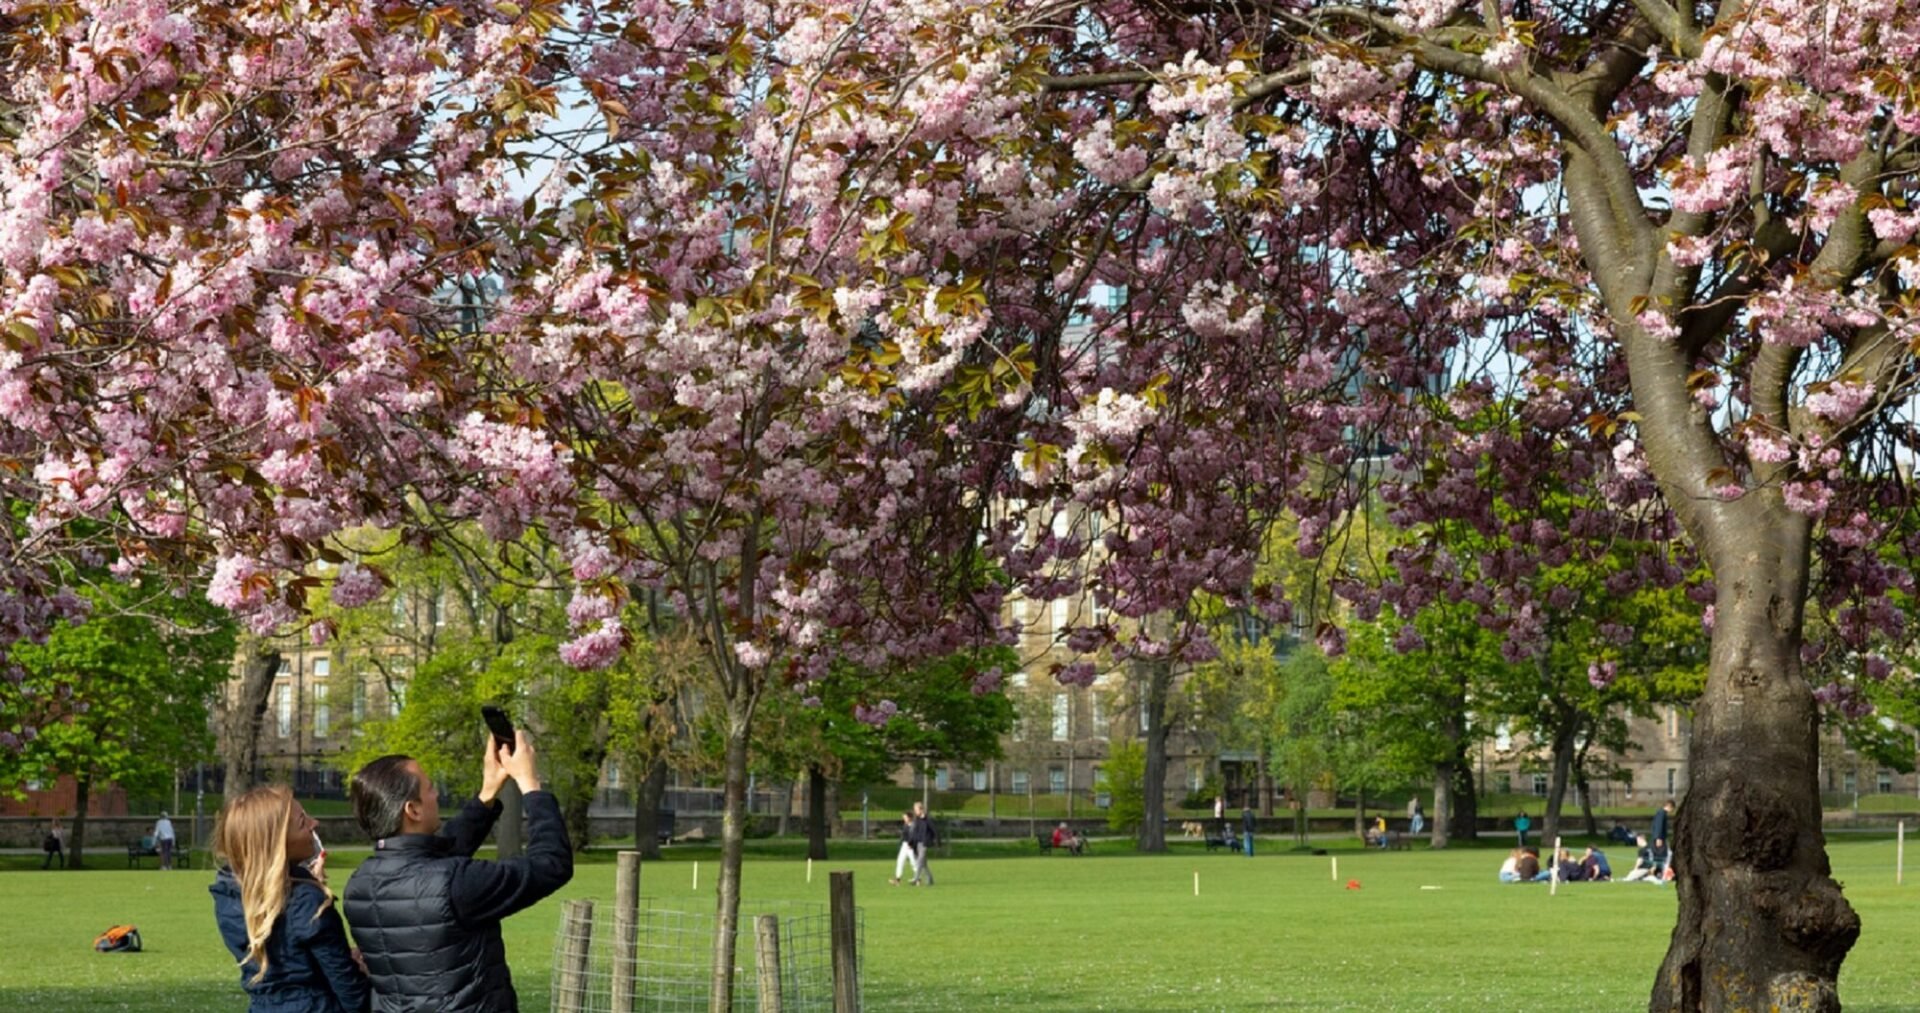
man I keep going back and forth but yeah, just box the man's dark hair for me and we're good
[352,754,421,840]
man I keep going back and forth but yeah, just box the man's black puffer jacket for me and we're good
[344,792,573,1013]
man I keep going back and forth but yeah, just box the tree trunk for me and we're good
[709,706,751,1013]
[69,775,90,870]
[775,777,794,837]
[806,765,829,861]
[1651,556,1859,1012]
[1541,701,1577,848]
[1136,656,1171,852]
[1449,757,1479,843]
[1431,766,1453,850]
[634,753,669,860]
[1292,798,1307,847]
[1353,784,1366,840]
[1574,730,1600,838]
[222,642,280,796]
[1256,747,1272,817]
[560,780,594,855]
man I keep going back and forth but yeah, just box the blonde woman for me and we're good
[210,784,369,1013]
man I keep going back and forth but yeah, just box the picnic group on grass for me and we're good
[1497,799,1677,886]
[209,728,573,1012]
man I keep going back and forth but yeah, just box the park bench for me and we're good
[126,835,187,868]
[1205,830,1240,853]
[1365,830,1412,851]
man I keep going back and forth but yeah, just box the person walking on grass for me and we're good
[41,817,65,870]
[344,731,572,1011]
[890,812,918,885]
[1241,800,1257,857]
[909,801,937,886]
[154,810,178,870]
[210,784,369,1013]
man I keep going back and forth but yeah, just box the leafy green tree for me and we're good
[1,577,236,867]
[1101,739,1146,834]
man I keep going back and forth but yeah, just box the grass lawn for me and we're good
[2,836,1915,1011]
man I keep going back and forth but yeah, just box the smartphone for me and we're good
[481,705,516,754]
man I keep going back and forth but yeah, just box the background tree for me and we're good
[0,576,235,867]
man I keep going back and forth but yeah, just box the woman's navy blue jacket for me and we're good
[211,863,371,1013]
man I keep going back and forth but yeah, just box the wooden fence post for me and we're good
[613,851,641,1013]
[555,899,596,1013]
[830,871,859,1013]
[755,914,784,1013]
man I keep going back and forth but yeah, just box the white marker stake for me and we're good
[1193,870,1200,897]
[693,861,700,892]
[1899,822,1906,886]
[807,857,814,884]
[1549,836,1563,896]
[1331,856,1338,882]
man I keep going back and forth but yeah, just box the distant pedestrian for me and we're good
[1514,810,1532,849]
[891,813,916,885]
[1213,795,1226,838]
[155,811,178,870]
[909,801,936,886]
[1409,799,1425,836]
[41,817,65,870]
[1650,799,1674,856]
[1241,802,1256,857]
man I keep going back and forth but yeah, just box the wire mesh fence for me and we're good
[548,897,860,1012]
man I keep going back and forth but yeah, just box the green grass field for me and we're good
[2,836,1915,1012]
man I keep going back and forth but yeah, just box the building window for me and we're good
[1667,707,1680,738]
[1011,597,1028,628]
[1531,774,1548,796]
[391,681,406,717]
[1052,597,1070,634]
[1049,767,1067,795]
[1052,694,1069,741]
[276,683,292,738]
[1052,511,1070,539]
[934,767,951,791]
[313,684,329,739]
[607,764,621,789]
[1140,698,1151,733]
[1494,723,1512,752]
[1879,770,1894,794]
[1091,695,1109,738]
[1011,770,1030,794]
[1188,765,1203,792]
[972,770,988,791]
[1667,768,1677,794]
[1843,771,1857,794]
[311,657,330,681]
[1496,773,1512,795]
[352,678,365,722]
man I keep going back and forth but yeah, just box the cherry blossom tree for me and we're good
[1025,0,1920,1007]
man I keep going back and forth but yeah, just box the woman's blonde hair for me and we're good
[213,784,329,983]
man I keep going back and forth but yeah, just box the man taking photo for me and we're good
[345,730,572,1011]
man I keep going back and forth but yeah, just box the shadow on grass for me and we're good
[0,982,241,1013]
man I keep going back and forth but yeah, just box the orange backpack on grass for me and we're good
[93,925,141,953]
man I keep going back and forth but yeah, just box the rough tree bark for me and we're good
[1650,528,1859,1012]
[633,753,669,861]
[1135,653,1172,853]
[220,641,281,795]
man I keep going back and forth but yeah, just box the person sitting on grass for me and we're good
[1515,847,1541,882]
[1622,835,1659,882]
[210,784,369,1013]
[1581,846,1612,882]
[1498,849,1524,883]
